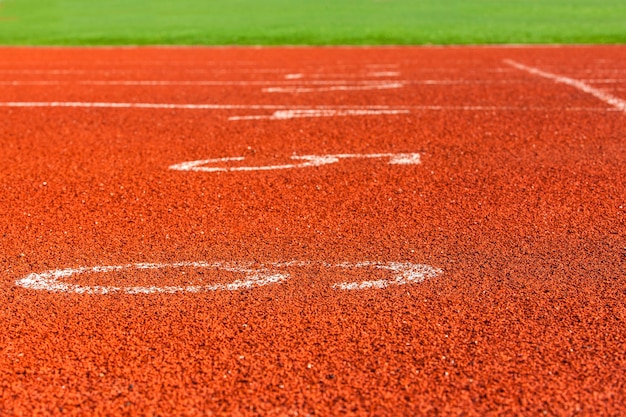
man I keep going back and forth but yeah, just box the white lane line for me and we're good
[263,82,404,93]
[2,80,404,86]
[504,59,626,112]
[0,101,614,115]
[0,79,523,87]
[15,261,442,294]
[0,69,90,74]
[169,152,421,173]
[0,101,400,111]
[229,109,410,120]
[369,71,401,77]
[228,105,617,120]
[282,71,400,78]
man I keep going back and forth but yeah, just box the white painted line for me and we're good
[0,101,613,115]
[229,109,410,120]
[0,101,400,111]
[368,71,401,77]
[0,79,411,86]
[0,69,89,74]
[0,101,287,110]
[366,64,400,69]
[281,71,400,78]
[263,82,404,93]
[504,59,626,112]
[0,79,514,87]
[0,81,70,86]
[15,261,442,294]
[169,152,421,173]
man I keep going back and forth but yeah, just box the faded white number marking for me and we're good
[169,152,421,173]
[15,261,441,294]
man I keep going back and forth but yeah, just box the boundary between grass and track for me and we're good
[0,44,622,50]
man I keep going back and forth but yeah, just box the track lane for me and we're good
[1,46,625,415]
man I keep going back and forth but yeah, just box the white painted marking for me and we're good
[504,59,626,112]
[0,69,89,74]
[0,79,413,86]
[229,109,409,120]
[285,73,303,79]
[0,101,401,111]
[263,82,404,93]
[0,79,500,87]
[332,262,441,290]
[366,64,400,69]
[368,71,401,77]
[15,261,442,294]
[0,101,287,110]
[0,81,70,86]
[0,101,613,114]
[169,152,421,172]
[0,101,413,118]
[14,261,289,294]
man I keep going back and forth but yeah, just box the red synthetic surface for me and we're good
[0,46,625,415]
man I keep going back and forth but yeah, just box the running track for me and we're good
[0,46,624,415]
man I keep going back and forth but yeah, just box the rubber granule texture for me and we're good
[0,46,625,416]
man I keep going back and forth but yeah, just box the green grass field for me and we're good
[0,0,624,45]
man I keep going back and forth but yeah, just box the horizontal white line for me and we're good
[0,79,543,87]
[0,101,400,110]
[263,83,404,93]
[0,102,615,114]
[504,59,626,112]
[0,80,407,86]
[229,109,409,120]
[0,101,290,109]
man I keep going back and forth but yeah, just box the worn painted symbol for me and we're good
[15,261,442,294]
[169,152,421,173]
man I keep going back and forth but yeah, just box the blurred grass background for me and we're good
[0,0,624,45]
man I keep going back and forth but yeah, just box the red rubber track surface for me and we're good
[0,46,625,415]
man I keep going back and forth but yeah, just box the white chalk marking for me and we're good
[504,59,626,112]
[15,261,442,294]
[168,152,421,173]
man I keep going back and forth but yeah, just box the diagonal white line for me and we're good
[504,59,626,112]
